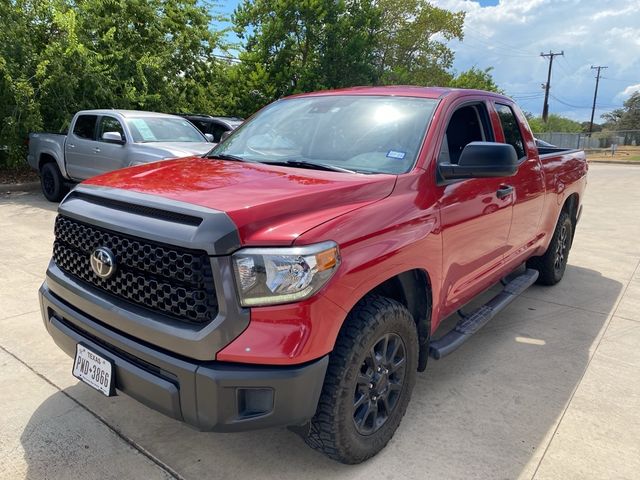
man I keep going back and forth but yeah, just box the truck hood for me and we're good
[137,142,215,160]
[83,157,396,245]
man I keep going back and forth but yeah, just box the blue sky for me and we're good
[213,0,639,122]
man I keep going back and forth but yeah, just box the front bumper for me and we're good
[40,282,328,432]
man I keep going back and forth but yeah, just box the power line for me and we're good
[463,25,536,56]
[512,94,544,100]
[589,65,607,135]
[459,33,538,58]
[549,93,620,110]
[601,76,639,83]
[540,50,564,122]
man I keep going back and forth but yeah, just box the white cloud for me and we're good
[432,0,640,121]
[619,83,640,98]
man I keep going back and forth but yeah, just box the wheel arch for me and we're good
[561,192,580,245]
[38,152,57,170]
[355,268,433,372]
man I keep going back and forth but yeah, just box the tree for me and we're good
[601,91,640,130]
[0,0,230,168]
[580,121,602,133]
[527,114,582,133]
[373,0,464,86]
[449,66,502,93]
[233,0,380,104]
[232,0,465,112]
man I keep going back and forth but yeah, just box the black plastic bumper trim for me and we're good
[40,284,328,432]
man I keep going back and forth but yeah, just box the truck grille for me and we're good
[52,215,217,324]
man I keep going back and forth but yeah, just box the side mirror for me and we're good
[439,142,518,180]
[220,130,232,142]
[102,131,125,144]
[204,133,215,142]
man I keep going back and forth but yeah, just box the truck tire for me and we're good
[304,295,418,464]
[527,211,573,285]
[40,162,68,202]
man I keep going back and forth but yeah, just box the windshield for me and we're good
[211,95,438,174]
[126,117,206,143]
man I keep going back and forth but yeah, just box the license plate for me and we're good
[72,344,114,396]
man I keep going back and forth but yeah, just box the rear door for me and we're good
[438,100,514,313]
[93,115,128,175]
[65,114,99,180]
[493,103,545,261]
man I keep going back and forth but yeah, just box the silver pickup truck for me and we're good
[27,110,215,201]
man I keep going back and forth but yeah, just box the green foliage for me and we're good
[373,0,464,86]
[580,121,602,133]
[232,0,381,101]
[0,0,230,168]
[232,0,464,109]
[602,92,640,130]
[449,67,502,93]
[0,0,497,169]
[528,114,582,133]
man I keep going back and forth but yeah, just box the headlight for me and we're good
[232,241,340,307]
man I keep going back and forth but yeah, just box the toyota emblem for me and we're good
[90,247,116,279]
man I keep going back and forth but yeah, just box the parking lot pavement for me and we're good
[1,164,639,480]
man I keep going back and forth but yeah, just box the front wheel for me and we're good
[304,295,418,464]
[40,162,68,202]
[527,211,573,285]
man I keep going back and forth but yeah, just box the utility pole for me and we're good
[589,65,608,135]
[540,50,564,122]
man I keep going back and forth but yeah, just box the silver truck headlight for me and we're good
[232,241,340,307]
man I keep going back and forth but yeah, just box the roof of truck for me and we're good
[285,85,511,101]
[75,109,182,118]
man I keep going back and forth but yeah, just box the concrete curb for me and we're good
[0,181,40,193]
[588,160,640,165]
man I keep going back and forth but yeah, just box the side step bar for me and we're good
[429,269,539,360]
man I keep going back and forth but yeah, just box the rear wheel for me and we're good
[304,295,418,464]
[527,211,573,285]
[40,162,68,202]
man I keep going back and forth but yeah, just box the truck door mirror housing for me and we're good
[204,133,215,143]
[220,130,232,142]
[439,142,518,180]
[102,131,125,144]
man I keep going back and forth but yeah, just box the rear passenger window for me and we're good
[73,115,98,139]
[495,104,526,159]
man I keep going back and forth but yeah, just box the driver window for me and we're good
[98,116,125,142]
[439,104,491,164]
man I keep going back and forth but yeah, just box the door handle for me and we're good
[93,147,101,153]
[496,185,514,199]
[67,143,75,148]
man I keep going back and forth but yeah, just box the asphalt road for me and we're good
[1,164,639,479]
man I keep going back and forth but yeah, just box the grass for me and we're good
[586,145,640,162]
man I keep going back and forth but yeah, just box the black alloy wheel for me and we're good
[353,333,407,435]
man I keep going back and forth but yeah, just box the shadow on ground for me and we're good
[19,263,622,480]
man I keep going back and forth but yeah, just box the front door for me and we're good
[438,101,514,315]
[93,115,128,176]
[65,114,99,180]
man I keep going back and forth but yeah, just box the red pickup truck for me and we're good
[40,87,587,464]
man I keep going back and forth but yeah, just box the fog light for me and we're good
[237,388,274,418]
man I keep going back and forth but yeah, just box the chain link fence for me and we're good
[535,130,640,150]
[535,130,640,160]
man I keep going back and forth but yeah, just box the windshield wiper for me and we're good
[206,153,248,162]
[263,159,359,174]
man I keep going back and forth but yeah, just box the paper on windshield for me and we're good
[130,119,157,141]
